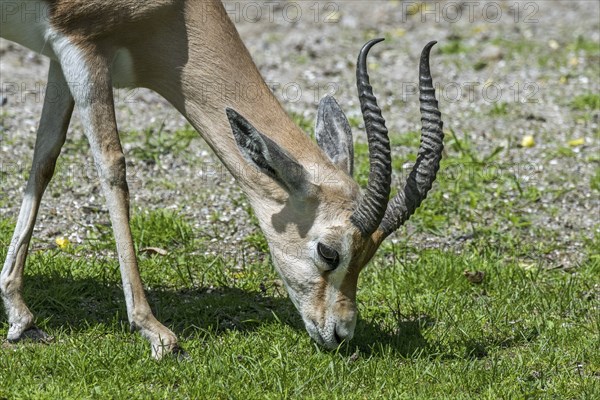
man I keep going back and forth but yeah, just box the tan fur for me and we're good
[1,0,391,355]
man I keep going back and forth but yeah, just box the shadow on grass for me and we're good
[3,273,429,358]
[348,316,429,359]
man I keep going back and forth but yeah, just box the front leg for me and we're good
[53,39,181,359]
[1,60,73,343]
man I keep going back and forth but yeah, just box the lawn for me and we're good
[1,127,598,399]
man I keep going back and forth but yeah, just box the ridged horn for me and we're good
[349,38,392,237]
[379,41,444,237]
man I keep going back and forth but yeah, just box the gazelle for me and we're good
[1,0,444,358]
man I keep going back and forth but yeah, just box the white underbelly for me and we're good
[0,0,57,59]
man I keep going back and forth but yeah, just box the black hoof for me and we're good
[8,326,54,344]
[172,344,190,361]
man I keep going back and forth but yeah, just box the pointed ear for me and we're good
[315,95,354,176]
[227,108,315,197]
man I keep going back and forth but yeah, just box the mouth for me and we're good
[308,319,342,349]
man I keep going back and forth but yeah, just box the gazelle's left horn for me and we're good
[379,41,444,237]
[349,38,392,237]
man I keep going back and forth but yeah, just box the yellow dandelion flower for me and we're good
[55,237,70,249]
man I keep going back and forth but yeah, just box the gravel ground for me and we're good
[1,1,598,267]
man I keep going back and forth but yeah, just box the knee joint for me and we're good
[0,274,21,296]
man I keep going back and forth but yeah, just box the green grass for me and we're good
[289,112,314,137]
[122,124,198,164]
[488,102,509,117]
[438,39,469,55]
[571,93,600,111]
[1,130,599,398]
[592,167,600,192]
[569,35,600,54]
[1,225,597,398]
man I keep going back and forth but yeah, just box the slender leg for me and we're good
[54,43,180,359]
[1,61,73,342]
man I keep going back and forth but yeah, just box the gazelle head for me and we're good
[226,40,444,348]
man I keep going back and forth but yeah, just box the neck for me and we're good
[132,1,327,201]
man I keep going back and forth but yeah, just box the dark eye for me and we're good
[317,242,340,270]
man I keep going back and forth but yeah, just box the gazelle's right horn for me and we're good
[378,41,444,237]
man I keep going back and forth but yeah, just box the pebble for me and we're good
[480,45,504,61]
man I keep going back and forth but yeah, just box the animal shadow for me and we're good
[3,273,428,358]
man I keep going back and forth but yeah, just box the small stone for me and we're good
[480,45,503,61]
[348,350,360,362]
